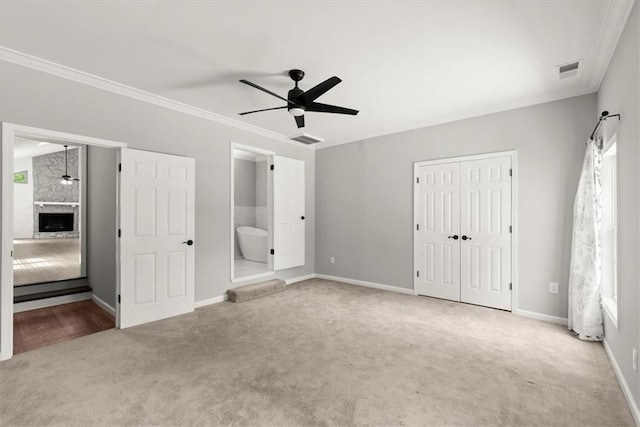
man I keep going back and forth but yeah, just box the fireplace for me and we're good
[39,213,74,232]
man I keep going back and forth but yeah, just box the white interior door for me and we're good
[272,155,305,270]
[415,163,461,301]
[459,157,512,310]
[119,148,195,328]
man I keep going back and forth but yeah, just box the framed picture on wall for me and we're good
[13,170,28,184]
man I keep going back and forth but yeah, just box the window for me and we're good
[601,136,618,327]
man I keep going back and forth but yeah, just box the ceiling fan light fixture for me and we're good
[60,145,79,185]
[288,107,305,117]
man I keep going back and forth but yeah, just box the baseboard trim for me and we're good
[514,308,568,326]
[13,292,92,313]
[603,339,640,426]
[194,294,227,309]
[91,294,116,317]
[315,274,415,295]
[285,274,316,285]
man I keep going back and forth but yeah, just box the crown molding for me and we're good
[585,0,636,91]
[0,46,315,150]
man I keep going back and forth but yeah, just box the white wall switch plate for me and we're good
[330,256,335,264]
[549,282,559,294]
[633,348,638,372]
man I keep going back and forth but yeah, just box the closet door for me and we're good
[459,157,512,310]
[415,163,461,301]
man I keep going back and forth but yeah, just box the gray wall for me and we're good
[316,94,596,318]
[234,158,257,208]
[256,159,268,230]
[597,2,639,409]
[233,158,257,259]
[86,146,117,308]
[0,61,315,305]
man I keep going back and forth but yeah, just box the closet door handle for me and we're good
[447,235,459,240]
[461,235,472,241]
[301,216,305,220]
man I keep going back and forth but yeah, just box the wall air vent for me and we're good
[557,60,581,79]
[290,133,325,145]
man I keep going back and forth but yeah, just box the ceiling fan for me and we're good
[238,69,359,128]
[60,145,79,186]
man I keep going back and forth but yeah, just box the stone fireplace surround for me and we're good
[34,203,79,239]
[32,148,80,239]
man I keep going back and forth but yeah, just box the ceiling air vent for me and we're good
[557,60,580,79]
[290,133,325,145]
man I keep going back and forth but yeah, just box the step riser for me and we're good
[14,278,90,297]
[227,279,286,303]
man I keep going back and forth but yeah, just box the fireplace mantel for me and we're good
[34,201,79,207]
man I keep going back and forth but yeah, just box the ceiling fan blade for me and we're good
[238,106,287,116]
[239,79,294,105]
[295,115,305,128]
[306,102,359,115]
[298,76,342,105]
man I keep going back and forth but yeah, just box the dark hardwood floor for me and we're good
[14,300,115,355]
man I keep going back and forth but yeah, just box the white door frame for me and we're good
[229,142,275,282]
[1,122,126,360]
[413,150,518,312]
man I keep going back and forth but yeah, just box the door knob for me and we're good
[461,235,472,241]
[447,235,459,240]
[182,239,194,246]
[301,216,306,220]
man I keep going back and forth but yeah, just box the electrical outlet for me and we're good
[633,348,638,372]
[330,256,335,264]
[549,282,559,294]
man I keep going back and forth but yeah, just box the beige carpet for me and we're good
[0,279,633,426]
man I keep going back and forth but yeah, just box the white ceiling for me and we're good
[0,1,634,149]
[13,137,67,159]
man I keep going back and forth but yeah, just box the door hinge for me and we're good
[509,283,513,291]
[11,250,13,257]
[509,225,512,233]
[118,229,121,237]
[416,224,419,231]
[416,271,420,278]
[509,168,512,177]
[117,295,121,304]
[416,177,419,184]
[270,249,275,255]
[270,164,274,171]
[118,163,122,172]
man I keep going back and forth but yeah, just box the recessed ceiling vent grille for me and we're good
[558,60,580,79]
[290,133,325,145]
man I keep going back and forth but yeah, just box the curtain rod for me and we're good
[589,110,621,142]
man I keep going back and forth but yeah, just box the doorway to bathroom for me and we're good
[230,143,306,282]
[231,145,273,281]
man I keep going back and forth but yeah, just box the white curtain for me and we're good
[568,140,603,341]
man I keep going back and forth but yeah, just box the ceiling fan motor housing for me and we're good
[288,69,305,82]
[287,86,305,116]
